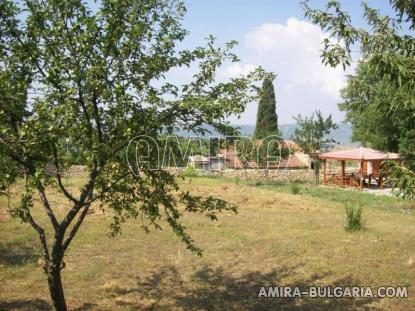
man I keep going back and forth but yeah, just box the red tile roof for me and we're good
[218,148,245,169]
[278,154,308,169]
[218,148,307,169]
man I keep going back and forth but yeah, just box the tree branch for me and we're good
[82,172,130,206]
[36,185,59,230]
[59,168,100,233]
[62,202,90,251]
[61,175,95,251]
[26,211,50,266]
[52,145,78,204]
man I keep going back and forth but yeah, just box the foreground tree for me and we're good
[292,110,338,153]
[339,62,415,158]
[303,0,415,199]
[0,0,266,309]
[253,76,279,139]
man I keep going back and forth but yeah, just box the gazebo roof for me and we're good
[319,147,400,161]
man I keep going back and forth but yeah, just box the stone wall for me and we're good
[45,164,88,177]
[45,165,316,184]
[221,169,315,183]
[167,167,315,184]
[63,165,88,177]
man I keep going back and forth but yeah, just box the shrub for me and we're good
[181,165,197,177]
[345,203,364,231]
[290,183,301,195]
[255,180,263,187]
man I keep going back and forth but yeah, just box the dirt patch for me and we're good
[0,209,10,222]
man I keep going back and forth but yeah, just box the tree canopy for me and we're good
[253,76,279,139]
[292,110,338,153]
[303,0,415,199]
[0,0,266,309]
[339,62,415,160]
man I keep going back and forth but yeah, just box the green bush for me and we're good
[290,183,301,195]
[345,203,364,231]
[181,165,197,177]
[255,180,263,187]
[290,183,301,194]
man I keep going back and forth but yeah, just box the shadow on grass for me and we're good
[107,265,382,310]
[0,299,98,311]
[0,242,38,266]
[0,299,51,311]
[72,303,99,310]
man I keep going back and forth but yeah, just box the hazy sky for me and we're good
[175,0,396,125]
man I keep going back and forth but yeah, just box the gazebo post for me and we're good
[359,160,364,191]
[379,172,383,189]
[323,159,327,184]
[341,160,345,187]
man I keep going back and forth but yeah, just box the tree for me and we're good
[303,0,415,199]
[0,0,266,309]
[253,76,279,139]
[292,110,338,153]
[339,62,415,157]
[252,76,286,171]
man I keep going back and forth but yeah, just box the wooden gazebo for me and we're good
[318,147,400,190]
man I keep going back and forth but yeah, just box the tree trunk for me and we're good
[47,264,67,311]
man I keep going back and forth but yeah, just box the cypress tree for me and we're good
[253,77,279,139]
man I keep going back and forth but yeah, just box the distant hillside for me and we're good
[175,123,354,146]
[280,123,354,146]
[236,123,353,146]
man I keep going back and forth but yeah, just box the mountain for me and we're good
[235,123,353,146]
[279,123,354,146]
[174,123,354,146]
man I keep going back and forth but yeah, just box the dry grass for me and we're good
[0,177,414,310]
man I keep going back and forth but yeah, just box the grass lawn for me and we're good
[0,176,414,310]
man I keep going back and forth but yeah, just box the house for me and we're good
[188,143,311,171]
[187,154,226,170]
[217,147,308,170]
[209,155,226,170]
[278,153,308,170]
[217,148,245,169]
[187,155,209,169]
